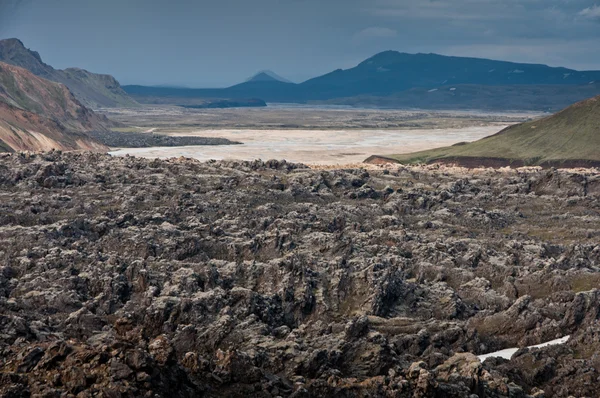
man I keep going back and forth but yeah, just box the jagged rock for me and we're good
[0,153,598,396]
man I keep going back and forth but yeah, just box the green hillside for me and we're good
[370,95,600,168]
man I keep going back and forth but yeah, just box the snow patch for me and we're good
[477,336,570,362]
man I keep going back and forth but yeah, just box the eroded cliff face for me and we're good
[0,38,138,108]
[0,153,599,397]
[0,62,108,152]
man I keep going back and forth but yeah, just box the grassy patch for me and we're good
[379,96,600,166]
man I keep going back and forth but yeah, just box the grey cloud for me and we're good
[579,5,600,19]
[0,0,598,86]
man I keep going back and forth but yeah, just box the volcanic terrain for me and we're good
[0,152,599,397]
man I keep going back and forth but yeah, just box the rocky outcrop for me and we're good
[0,154,599,396]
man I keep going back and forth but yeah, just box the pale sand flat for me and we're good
[110,126,504,165]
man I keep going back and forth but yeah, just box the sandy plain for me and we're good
[102,105,542,165]
[109,126,507,165]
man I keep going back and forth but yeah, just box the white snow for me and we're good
[477,336,570,362]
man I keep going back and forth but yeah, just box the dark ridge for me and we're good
[178,98,267,109]
[91,130,241,148]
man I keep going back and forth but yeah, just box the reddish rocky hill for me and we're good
[0,61,108,152]
[0,38,138,108]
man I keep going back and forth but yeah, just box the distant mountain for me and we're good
[299,51,600,99]
[0,38,138,109]
[123,81,297,106]
[121,85,270,107]
[123,51,600,111]
[368,94,600,168]
[246,70,292,83]
[0,61,108,152]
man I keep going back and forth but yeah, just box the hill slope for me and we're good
[0,38,138,108]
[369,95,600,168]
[0,62,108,152]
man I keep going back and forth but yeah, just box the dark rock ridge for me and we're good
[91,130,241,148]
[0,152,600,397]
[178,98,267,109]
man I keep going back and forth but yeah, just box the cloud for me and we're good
[367,0,529,21]
[2,0,600,84]
[353,27,397,43]
[579,5,600,19]
[441,39,600,70]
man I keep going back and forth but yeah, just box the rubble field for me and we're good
[0,152,599,397]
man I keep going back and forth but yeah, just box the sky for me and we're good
[1,0,599,87]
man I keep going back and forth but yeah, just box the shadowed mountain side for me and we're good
[314,83,600,112]
[366,95,600,168]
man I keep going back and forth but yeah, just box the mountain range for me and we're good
[301,51,600,98]
[0,38,138,109]
[0,61,108,152]
[368,94,600,168]
[124,51,600,111]
[2,38,600,112]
